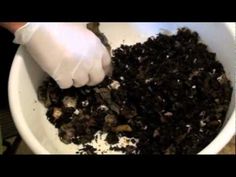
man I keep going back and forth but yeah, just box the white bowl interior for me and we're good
[9,23,235,154]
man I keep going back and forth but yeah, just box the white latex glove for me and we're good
[13,23,111,89]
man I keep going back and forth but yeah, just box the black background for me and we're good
[0,27,18,109]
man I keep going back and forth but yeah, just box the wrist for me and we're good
[0,22,27,33]
[13,23,40,44]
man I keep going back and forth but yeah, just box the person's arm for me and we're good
[0,22,111,89]
[0,22,26,33]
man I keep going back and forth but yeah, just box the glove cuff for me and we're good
[13,23,40,44]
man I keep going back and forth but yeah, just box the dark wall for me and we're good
[0,27,18,109]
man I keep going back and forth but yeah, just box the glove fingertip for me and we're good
[55,78,73,89]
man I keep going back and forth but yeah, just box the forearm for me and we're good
[0,22,26,33]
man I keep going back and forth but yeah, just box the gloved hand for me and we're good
[13,23,111,89]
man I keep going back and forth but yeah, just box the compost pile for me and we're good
[38,23,232,154]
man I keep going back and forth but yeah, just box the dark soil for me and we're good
[38,25,232,154]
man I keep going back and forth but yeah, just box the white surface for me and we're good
[8,23,236,154]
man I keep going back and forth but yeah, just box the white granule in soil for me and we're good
[109,80,120,90]
[74,109,80,115]
[76,131,138,154]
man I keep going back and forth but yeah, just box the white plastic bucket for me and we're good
[8,23,235,154]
